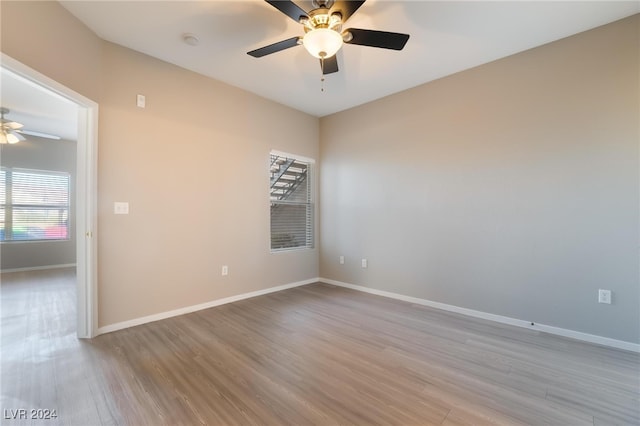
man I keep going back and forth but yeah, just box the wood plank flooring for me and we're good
[1,268,639,425]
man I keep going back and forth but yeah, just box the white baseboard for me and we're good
[320,278,640,353]
[1,263,76,273]
[97,277,319,335]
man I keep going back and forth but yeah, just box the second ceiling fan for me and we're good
[0,108,61,145]
[247,0,410,75]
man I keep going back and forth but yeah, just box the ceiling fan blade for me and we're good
[345,28,410,50]
[16,129,61,140]
[2,130,25,143]
[330,1,366,23]
[320,55,339,75]
[1,119,23,130]
[247,37,301,58]
[265,0,308,22]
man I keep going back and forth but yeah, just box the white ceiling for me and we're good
[1,1,637,140]
[0,68,78,141]
[59,0,638,117]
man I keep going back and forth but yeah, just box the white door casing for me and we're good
[1,53,99,338]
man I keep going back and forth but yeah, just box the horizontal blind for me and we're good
[271,204,313,249]
[1,168,70,241]
[270,154,313,250]
[12,171,70,206]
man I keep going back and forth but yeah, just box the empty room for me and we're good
[1,1,638,425]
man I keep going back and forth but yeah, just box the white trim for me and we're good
[76,100,99,339]
[1,53,99,339]
[97,278,319,335]
[320,278,640,353]
[271,149,316,164]
[268,150,317,253]
[1,263,76,273]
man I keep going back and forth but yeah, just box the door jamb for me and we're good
[1,53,99,338]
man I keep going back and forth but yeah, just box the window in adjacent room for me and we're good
[270,151,314,251]
[0,167,71,241]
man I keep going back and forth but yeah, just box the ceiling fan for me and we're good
[0,107,61,144]
[247,0,410,75]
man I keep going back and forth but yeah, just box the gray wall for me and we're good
[0,136,77,270]
[319,16,639,344]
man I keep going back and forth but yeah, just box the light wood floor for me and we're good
[1,268,639,425]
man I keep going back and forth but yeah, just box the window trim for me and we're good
[269,150,315,253]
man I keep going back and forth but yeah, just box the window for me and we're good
[0,167,71,242]
[270,152,314,251]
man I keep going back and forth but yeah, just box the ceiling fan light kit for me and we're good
[303,28,343,59]
[0,130,24,145]
[301,5,344,59]
[0,107,25,145]
[247,0,409,76]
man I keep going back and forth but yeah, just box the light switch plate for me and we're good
[598,289,611,304]
[114,202,129,215]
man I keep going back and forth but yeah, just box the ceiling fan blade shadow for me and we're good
[330,1,366,23]
[248,37,301,58]
[265,0,308,22]
[345,28,409,50]
[320,55,339,75]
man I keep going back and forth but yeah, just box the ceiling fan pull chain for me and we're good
[320,57,325,92]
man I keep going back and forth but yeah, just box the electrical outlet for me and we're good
[598,289,611,304]
[221,265,228,276]
[339,256,344,265]
[361,259,368,269]
[136,94,146,108]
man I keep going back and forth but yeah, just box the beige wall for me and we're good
[0,1,102,101]
[98,43,319,326]
[2,1,319,328]
[320,15,640,344]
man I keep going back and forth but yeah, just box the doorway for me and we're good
[1,53,98,338]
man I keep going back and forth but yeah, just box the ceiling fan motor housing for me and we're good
[301,8,342,33]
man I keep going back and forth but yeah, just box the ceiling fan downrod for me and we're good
[311,0,334,9]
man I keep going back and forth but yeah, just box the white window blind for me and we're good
[0,168,70,241]
[270,153,314,251]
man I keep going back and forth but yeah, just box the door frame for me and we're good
[2,53,99,338]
